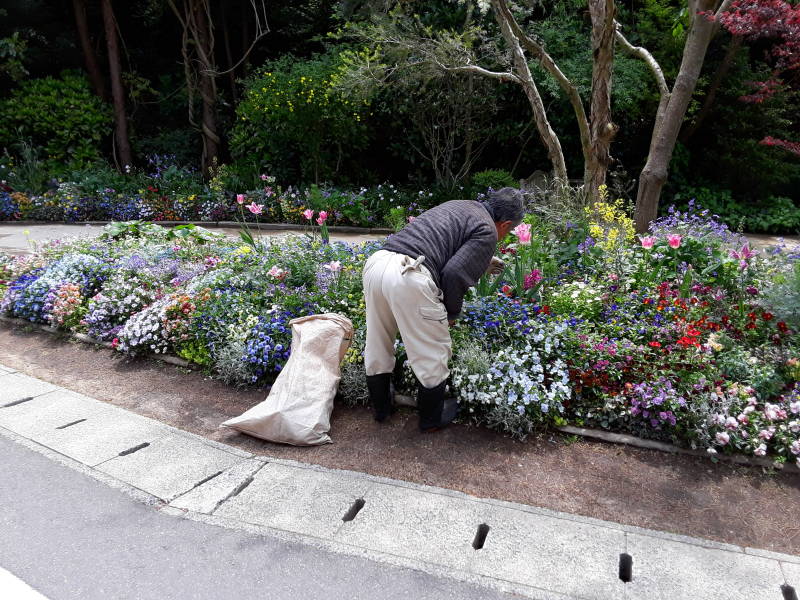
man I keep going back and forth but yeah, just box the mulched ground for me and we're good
[2,323,798,555]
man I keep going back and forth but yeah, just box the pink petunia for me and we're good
[715,431,730,445]
[667,234,682,249]
[303,209,314,220]
[246,202,264,215]
[639,236,656,249]
[512,223,532,245]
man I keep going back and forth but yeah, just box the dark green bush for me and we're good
[471,169,518,194]
[670,186,800,234]
[0,71,111,171]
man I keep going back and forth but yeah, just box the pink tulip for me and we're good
[324,260,341,272]
[268,265,287,280]
[302,209,314,220]
[512,223,532,245]
[639,236,656,249]
[316,210,328,225]
[246,202,264,215]
[667,234,682,249]
[236,194,246,205]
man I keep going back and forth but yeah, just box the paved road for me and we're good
[0,434,519,600]
[0,223,382,255]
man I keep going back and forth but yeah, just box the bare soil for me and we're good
[2,323,798,555]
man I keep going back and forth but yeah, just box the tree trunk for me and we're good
[586,0,618,197]
[679,34,742,143]
[633,0,722,233]
[220,3,238,103]
[72,0,106,100]
[192,0,220,173]
[100,0,133,169]
[491,0,568,182]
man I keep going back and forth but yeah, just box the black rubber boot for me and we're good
[366,373,393,422]
[418,381,459,432]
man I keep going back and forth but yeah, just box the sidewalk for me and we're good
[1,364,798,600]
[0,223,382,255]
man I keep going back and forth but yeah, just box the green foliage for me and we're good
[230,52,370,184]
[0,31,28,82]
[100,221,167,240]
[471,169,517,192]
[671,186,800,234]
[3,141,49,193]
[0,72,110,171]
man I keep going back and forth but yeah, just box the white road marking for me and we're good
[0,567,50,600]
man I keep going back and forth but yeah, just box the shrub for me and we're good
[471,169,517,194]
[230,53,370,184]
[0,72,111,172]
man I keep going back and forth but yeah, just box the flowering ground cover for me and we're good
[2,190,800,465]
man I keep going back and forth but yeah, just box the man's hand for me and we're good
[485,256,504,276]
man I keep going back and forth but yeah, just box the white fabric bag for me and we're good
[221,313,353,446]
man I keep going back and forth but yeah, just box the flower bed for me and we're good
[2,194,800,465]
[0,157,435,228]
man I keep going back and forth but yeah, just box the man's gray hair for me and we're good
[482,187,524,225]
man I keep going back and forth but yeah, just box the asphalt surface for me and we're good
[0,434,520,600]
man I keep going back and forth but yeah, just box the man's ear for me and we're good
[498,220,513,238]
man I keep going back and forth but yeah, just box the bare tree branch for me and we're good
[614,23,669,98]
[447,64,520,83]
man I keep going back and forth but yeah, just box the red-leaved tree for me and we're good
[716,0,800,156]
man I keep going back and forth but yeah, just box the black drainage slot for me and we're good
[342,498,366,522]
[193,470,223,489]
[472,523,490,550]
[118,442,150,456]
[783,584,799,600]
[619,553,633,583]
[229,476,254,499]
[2,396,35,408]
[56,418,87,430]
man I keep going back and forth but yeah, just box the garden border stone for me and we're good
[0,220,394,235]
[1,315,796,474]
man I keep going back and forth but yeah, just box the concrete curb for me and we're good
[1,367,798,600]
[556,425,800,474]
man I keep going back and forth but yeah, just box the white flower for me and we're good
[753,444,767,456]
[715,432,730,446]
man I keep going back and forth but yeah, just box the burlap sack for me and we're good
[221,313,353,446]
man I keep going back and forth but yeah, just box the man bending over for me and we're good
[362,187,524,431]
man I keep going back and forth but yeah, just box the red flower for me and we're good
[541,305,551,315]
[648,341,661,348]
[746,322,757,330]
[778,322,789,333]
[762,312,774,321]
